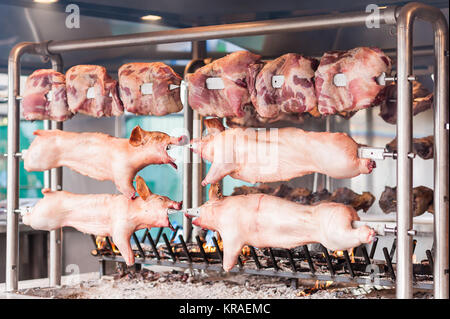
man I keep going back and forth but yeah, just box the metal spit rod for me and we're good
[396,2,449,299]
[49,54,63,288]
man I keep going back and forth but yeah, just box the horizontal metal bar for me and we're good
[98,255,433,290]
[47,7,398,53]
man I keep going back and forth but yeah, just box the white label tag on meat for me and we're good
[141,83,153,95]
[169,84,180,90]
[272,75,285,88]
[333,73,347,87]
[206,77,224,90]
[46,91,53,102]
[86,87,95,99]
[180,80,188,108]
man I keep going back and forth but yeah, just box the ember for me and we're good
[297,280,334,296]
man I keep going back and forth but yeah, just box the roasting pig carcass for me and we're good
[66,65,123,117]
[379,185,434,217]
[23,126,185,199]
[315,47,392,115]
[247,53,319,118]
[192,118,375,186]
[22,69,73,121]
[379,81,433,124]
[386,135,434,160]
[22,176,181,266]
[186,51,261,117]
[118,62,183,116]
[190,184,376,271]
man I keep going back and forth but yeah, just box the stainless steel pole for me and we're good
[48,54,63,287]
[191,41,206,240]
[396,2,449,299]
[5,42,38,292]
[47,7,397,53]
[431,9,449,300]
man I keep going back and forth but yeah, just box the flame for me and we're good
[297,280,333,297]
[96,236,120,254]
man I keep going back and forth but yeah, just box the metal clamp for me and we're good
[358,146,397,160]
[3,151,26,158]
[376,73,417,85]
[383,225,416,236]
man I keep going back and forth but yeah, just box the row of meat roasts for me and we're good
[23,47,433,125]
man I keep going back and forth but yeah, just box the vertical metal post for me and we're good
[432,11,449,300]
[396,2,449,299]
[49,54,63,287]
[396,6,414,299]
[5,42,36,292]
[191,41,206,240]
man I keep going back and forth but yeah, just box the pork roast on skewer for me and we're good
[232,185,375,212]
[379,185,434,217]
[191,118,375,186]
[22,176,181,266]
[189,184,376,272]
[386,135,434,160]
[66,65,123,117]
[22,69,73,122]
[118,62,183,116]
[23,126,185,199]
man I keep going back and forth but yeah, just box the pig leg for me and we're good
[202,162,236,186]
[358,158,376,174]
[221,235,243,272]
[114,172,136,199]
[111,229,135,266]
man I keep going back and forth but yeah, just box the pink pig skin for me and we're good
[22,177,181,266]
[191,185,375,271]
[23,126,185,199]
[191,118,375,186]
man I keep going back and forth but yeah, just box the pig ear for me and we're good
[135,176,152,200]
[208,183,223,201]
[129,126,144,147]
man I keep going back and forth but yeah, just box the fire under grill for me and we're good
[90,227,434,290]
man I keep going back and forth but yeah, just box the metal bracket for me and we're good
[383,225,417,236]
[3,151,26,158]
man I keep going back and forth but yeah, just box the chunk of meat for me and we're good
[379,185,434,217]
[247,53,318,118]
[22,176,181,266]
[186,51,261,117]
[118,62,183,116]
[190,185,375,271]
[66,65,123,117]
[329,188,375,213]
[379,81,433,124]
[226,104,308,128]
[315,47,392,115]
[232,185,374,212]
[386,135,434,160]
[22,69,72,121]
[23,126,185,199]
[192,118,375,186]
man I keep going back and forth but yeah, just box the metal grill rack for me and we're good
[89,229,434,290]
[5,2,448,299]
